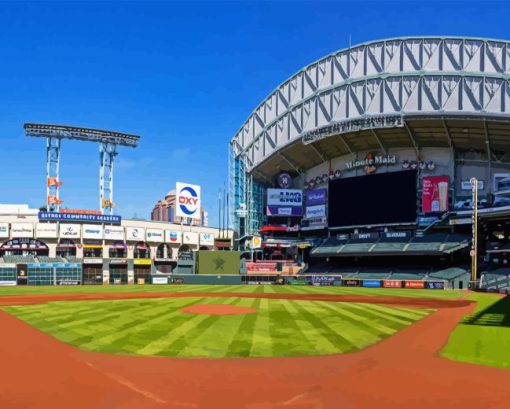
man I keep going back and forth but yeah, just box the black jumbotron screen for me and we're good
[328,170,417,228]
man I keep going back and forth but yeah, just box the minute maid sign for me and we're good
[345,152,397,174]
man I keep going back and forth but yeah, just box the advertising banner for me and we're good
[405,280,425,289]
[305,189,327,206]
[152,276,169,284]
[38,211,121,224]
[383,280,403,288]
[351,232,379,241]
[199,232,215,246]
[383,231,411,240]
[251,236,262,249]
[305,205,326,218]
[125,227,145,241]
[183,231,199,245]
[343,279,360,287]
[82,224,103,240]
[83,258,103,264]
[0,223,8,238]
[104,226,124,241]
[59,224,81,239]
[266,206,303,217]
[175,182,201,220]
[61,209,102,215]
[425,281,445,289]
[422,176,449,213]
[309,275,339,286]
[146,228,164,243]
[0,281,17,286]
[362,279,382,288]
[165,230,182,244]
[267,189,303,207]
[134,259,152,265]
[11,223,34,238]
[301,217,327,231]
[35,223,58,239]
[246,262,278,272]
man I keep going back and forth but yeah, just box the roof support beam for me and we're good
[484,119,493,194]
[309,143,327,162]
[442,119,454,148]
[403,121,420,158]
[371,129,386,154]
[339,135,354,154]
[279,152,302,175]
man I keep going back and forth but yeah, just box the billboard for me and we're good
[82,224,103,239]
[38,211,121,224]
[11,223,34,238]
[301,217,327,231]
[35,223,58,239]
[266,205,303,216]
[267,189,303,206]
[405,280,425,289]
[199,232,215,246]
[305,189,327,206]
[422,176,449,213]
[183,231,199,245]
[383,280,402,288]
[104,226,124,241]
[0,223,9,238]
[126,227,145,241]
[59,224,80,239]
[305,205,326,218]
[196,250,240,275]
[146,228,164,243]
[329,170,417,227]
[165,230,182,244]
[425,281,445,289]
[362,280,382,288]
[176,182,201,220]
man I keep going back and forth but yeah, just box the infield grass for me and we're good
[0,283,463,299]
[4,297,431,358]
[441,293,510,369]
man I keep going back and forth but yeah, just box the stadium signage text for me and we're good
[345,153,397,171]
[38,212,121,224]
[176,182,201,220]
[302,115,404,145]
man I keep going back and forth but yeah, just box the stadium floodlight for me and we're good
[24,123,140,147]
[24,123,140,214]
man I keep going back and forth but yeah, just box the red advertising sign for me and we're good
[422,176,449,213]
[405,280,425,289]
[60,209,102,215]
[246,262,278,272]
[383,280,402,288]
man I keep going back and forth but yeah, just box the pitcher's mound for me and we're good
[181,304,257,316]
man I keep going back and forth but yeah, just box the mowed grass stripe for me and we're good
[249,297,273,357]
[360,303,430,321]
[289,300,358,354]
[226,298,262,357]
[270,299,321,356]
[178,297,256,358]
[318,301,397,337]
[345,303,427,328]
[80,297,208,352]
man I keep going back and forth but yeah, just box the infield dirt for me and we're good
[1,292,509,409]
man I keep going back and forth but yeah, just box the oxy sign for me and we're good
[176,182,201,220]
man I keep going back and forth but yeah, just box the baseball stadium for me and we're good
[1,37,509,408]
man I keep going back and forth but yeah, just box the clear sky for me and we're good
[0,1,508,226]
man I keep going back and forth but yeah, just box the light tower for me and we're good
[24,123,140,214]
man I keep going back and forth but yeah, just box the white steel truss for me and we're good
[230,37,510,171]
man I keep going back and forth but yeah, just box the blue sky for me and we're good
[0,1,508,226]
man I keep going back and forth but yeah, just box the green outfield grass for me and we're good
[441,293,510,369]
[3,296,431,358]
[0,284,463,299]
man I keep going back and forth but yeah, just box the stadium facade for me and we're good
[0,204,232,286]
[229,37,510,291]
